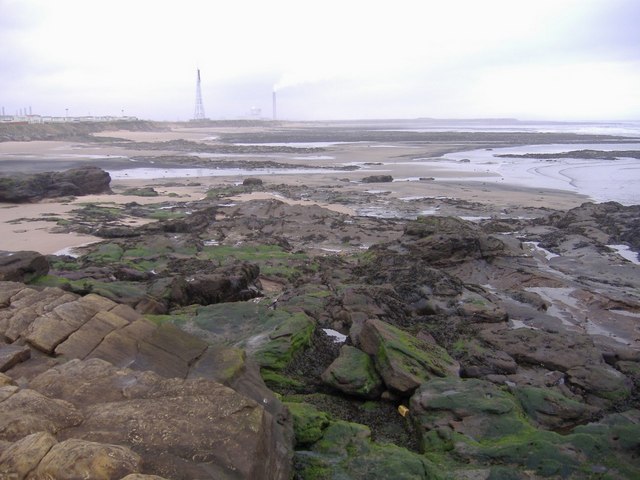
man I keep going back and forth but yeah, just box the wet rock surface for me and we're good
[15,192,637,478]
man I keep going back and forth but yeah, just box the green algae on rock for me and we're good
[253,312,315,371]
[356,319,459,396]
[321,345,384,400]
[286,402,331,447]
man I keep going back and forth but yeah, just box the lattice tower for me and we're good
[193,69,206,120]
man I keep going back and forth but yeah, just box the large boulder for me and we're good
[0,251,49,283]
[321,345,384,399]
[0,166,111,202]
[355,319,459,396]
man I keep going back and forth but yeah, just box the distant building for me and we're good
[0,115,138,124]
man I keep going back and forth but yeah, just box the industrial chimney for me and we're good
[272,91,277,121]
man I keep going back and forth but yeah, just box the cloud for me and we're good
[1,0,639,120]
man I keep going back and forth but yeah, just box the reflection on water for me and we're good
[440,143,640,205]
[108,167,343,180]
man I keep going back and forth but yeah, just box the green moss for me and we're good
[122,187,159,197]
[369,320,457,390]
[85,243,124,264]
[198,244,313,282]
[87,281,148,304]
[295,421,444,480]
[144,313,190,327]
[28,275,90,292]
[261,370,305,391]
[192,301,293,345]
[286,402,332,446]
[321,345,383,399]
[514,386,592,426]
[253,312,315,370]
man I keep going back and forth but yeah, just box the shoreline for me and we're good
[0,124,634,255]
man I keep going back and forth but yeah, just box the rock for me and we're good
[86,319,191,379]
[295,420,440,480]
[399,215,513,266]
[566,364,632,404]
[29,358,290,480]
[0,166,111,202]
[514,386,598,430]
[25,293,118,354]
[185,266,261,304]
[122,186,159,197]
[0,251,49,283]
[188,345,247,385]
[457,339,517,378]
[253,312,315,371]
[0,372,14,387]
[286,402,331,447]
[33,438,142,480]
[457,292,508,323]
[0,387,84,441]
[409,377,529,450]
[121,475,170,480]
[4,288,78,343]
[0,431,57,480]
[321,345,384,399]
[0,281,26,307]
[55,310,131,360]
[243,177,263,186]
[479,327,602,372]
[547,201,640,251]
[0,344,31,372]
[361,175,393,183]
[356,319,459,395]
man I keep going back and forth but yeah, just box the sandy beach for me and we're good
[1,121,634,255]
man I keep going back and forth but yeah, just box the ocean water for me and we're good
[440,142,640,205]
[108,167,344,180]
[376,120,640,137]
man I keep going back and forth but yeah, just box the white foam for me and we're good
[322,328,348,343]
[607,244,640,265]
[524,241,560,261]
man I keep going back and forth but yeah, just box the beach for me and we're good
[1,120,637,255]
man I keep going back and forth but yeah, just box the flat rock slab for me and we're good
[0,344,30,372]
[33,438,141,480]
[28,358,288,480]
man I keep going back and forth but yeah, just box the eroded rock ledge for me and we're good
[0,281,293,479]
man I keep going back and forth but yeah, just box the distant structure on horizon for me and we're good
[192,69,206,121]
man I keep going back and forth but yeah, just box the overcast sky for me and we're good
[1,0,639,121]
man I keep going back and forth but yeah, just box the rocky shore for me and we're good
[0,122,639,479]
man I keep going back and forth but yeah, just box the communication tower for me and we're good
[193,69,206,120]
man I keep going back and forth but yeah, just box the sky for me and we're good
[1,0,639,121]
